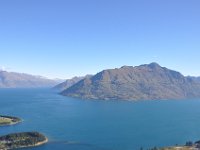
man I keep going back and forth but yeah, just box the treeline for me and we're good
[0,132,47,149]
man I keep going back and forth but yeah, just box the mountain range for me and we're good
[0,71,63,88]
[60,63,200,100]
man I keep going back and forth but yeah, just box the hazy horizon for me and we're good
[0,0,200,79]
[0,62,200,80]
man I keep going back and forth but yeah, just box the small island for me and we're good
[0,132,48,149]
[0,115,21,126]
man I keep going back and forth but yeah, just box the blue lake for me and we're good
[1,89,200,150]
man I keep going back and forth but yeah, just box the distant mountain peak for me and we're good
[121,62,162,70]
[138,62,162,69]
[0,71,63,88]
[121,65,134,69]
[147,62,161,68]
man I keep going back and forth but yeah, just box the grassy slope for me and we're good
[0,116,21,126]
[0,117,13,125]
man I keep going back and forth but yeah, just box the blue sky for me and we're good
[0,0,200,79]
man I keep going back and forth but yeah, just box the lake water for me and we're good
[1,89,200,150]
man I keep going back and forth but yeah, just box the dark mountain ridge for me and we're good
[61,63,200,100]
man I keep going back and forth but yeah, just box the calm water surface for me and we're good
[1,89,200,150]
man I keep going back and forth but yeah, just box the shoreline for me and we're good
[35,137,48,146]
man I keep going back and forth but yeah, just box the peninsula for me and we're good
[0,115,21,126]
[0,132,48,150]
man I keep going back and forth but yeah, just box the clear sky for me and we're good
[0,0,200,79]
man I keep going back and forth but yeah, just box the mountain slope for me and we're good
[61,63,200,100]
[0,71,62,88]
[187,76,200,83]
[53,75,92,91]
